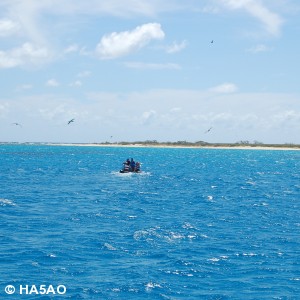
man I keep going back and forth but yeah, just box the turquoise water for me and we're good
[0,144,299,299]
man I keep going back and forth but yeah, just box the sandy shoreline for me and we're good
[47,143,300,151]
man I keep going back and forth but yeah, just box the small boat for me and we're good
[119,169,141,174]
[120,159,141,173]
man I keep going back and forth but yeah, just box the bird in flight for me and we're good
[12,122,22,127]
[67,118,75,125]
[211,40,214,43]
[204,127,213,134]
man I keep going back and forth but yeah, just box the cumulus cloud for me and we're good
[170,107,182,113]
[0,19,20,36]
[141,110,157,125]
[247,44,271,53]
[124,61,180,70]
[96,23,165,59]
[209,83,238,93]
[16,84,33,91]
[165,40,187,54]
[218,0,283,36]
[64,44,79,54]
[69,80,82,87]
[0,43,49,68]
[0,102,9,117]
[46,79,59,87]
[77,70,91,78]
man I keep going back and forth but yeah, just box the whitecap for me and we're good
[139,171,151,176]
[187,234,197,239]
[182,222,194,229]
[145,282,161,292]
[128,215,137,219]
[169,232,184,240]
[0,198,16,206]
[133,230,148,240]
[103,243,117,251]
[246,181,256,185]
[220,255,229,259]
[138,191,159,195]
[243,252,257,257]
[208,258,220,262]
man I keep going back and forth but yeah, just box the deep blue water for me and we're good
[0,144,300,299]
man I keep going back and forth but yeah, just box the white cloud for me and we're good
[170,107,182,113]
[247,44,271,53]
[69,80,82,87]
[0,102,9,117]
[64,44,79,54]
[218,0,283,36]
[46,79,59,87]
[124,61,180,70]
[0,1,181,19]
[2,90,300,143]
[0,19,19,36]
[209,83,238,93]
[16,84,33,91]
[141,110,157,125]
[77,71,91,78]
[0,43,50,68]
[96,23,165,59]
[272,110,300,127]
[165,40,187,54]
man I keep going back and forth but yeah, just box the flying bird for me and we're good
[204,127,213,134]
[67,118,75,125]
[12,122,22,127]
[211,40,214,43]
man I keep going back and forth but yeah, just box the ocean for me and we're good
[0,144,299,299]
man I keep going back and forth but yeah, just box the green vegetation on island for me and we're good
[100,140,300,149]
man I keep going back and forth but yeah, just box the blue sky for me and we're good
[1,0,300,144]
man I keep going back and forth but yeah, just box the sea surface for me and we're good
[0,144,299,299]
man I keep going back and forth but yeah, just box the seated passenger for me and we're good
[135,161,141,172]
[130,158,136,171]
[123,163,130,172]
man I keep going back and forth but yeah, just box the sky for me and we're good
[1,0,300,144]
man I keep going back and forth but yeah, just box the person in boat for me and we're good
[121,159,130,172]
[123,163,130,172]
[135,161,141,172]
[130,158,135,171]
[120,158,141,173]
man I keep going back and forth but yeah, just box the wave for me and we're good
[0,198,16,206]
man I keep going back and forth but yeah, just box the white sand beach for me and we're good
[48,143,300,151]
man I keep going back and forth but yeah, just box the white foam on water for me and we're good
[145,282,161,292]
[207,195,214,201]
[103,243,117,251]
[0,198,16,206]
